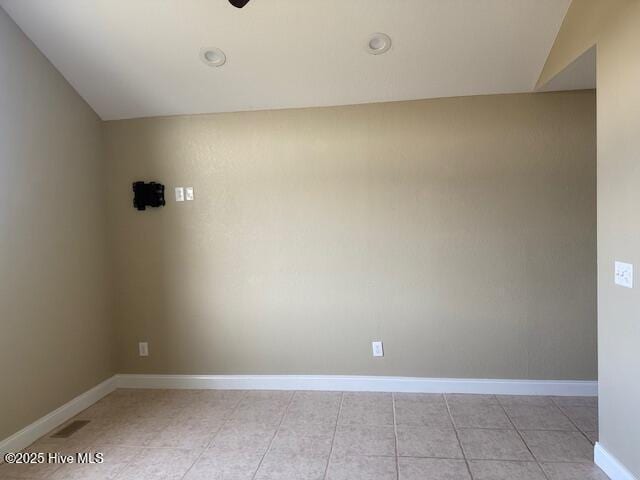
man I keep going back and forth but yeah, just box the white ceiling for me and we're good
[1,0,573,121]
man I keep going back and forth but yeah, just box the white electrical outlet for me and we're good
[138,342,149,357]
[372,341,384,357]
[615,261,633,288]
[185,187,194,201]
[175,187,185,202]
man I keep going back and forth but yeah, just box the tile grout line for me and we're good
[497,398,552,480]
[322,392,344,480]
[250,391,296,480]
[179,389,249,480]
[549,397,596,446]
[444,394,475,480]
[391,393,400,480]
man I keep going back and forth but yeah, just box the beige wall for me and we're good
[597,2,640,476]
[544,1,640,475]
[0,9,114,441]
[105,91,597,381]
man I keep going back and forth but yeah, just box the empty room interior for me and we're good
[0,1,639,479]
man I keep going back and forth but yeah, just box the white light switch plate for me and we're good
[615,261,633,288]
[185,187,194,201]
[175,187,184,202]
[138,342,149,357]
[372,341,384,357]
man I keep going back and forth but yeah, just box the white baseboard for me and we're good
[595,442,638,480]
[115,374,597,396]
[0,375,117,460]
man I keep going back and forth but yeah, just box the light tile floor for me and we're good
[0,390,606,480]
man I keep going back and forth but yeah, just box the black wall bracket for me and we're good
[133,181,165,211]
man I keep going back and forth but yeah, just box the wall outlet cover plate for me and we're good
[614,261,633,288]
[372,341,384,357]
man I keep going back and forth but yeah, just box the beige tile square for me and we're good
[396,426,462,459]
[192,390,246,410]
[292,391,342,404]
[125,396,185,419]
[449,404,512,429]
[174,404,233,423]
[0,474,38,480]
[254,453,328,480]
[159,389,204,409]
[75,391,140,420]
[560,406,598,432]
[95,417,170,447]
[445,394,499,406]
[209,422,277,454]
[333,424,396,457]
[283,392,341,425]
[183,450,263,480]
[242,391,294,403]
[394,398,452,427]
[496,396,554,406]
[398,457,470,480]
[394,393,445,404]
[269,423,334,457]
[503,405,576,431]
[551,397,597,408]
[231,400,288,425]
[541,462,610,479]
[114,447,201,480]
[147,416,224,448]
[468,460,546,480]
[283,404,339,425]
[338,393,394,426]
[326,455,396,480]
[178,391,240,419]
[458,428,533,461]
[520,430,594,463]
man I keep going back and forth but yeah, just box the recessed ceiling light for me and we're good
[200,47,226,67]
[367,33,392,55]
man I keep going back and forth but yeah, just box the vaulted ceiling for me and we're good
[1,0,576,120]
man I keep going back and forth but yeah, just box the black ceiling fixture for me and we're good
[229,0,251,8]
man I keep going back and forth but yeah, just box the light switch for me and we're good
[138,342,149,357]
[185,187,194,201]
[175,187,184,202]
[372,341,384,357]
[615,261,633,288]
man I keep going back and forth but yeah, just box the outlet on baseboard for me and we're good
[372,341,384,357]
[138,342,149,357]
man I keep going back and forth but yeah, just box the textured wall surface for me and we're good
[106,91,597,381]
[0,9,114,441]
